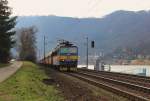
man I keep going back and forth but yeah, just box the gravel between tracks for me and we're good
[42,66,127,101]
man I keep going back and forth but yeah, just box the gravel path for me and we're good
[0,61,22,83]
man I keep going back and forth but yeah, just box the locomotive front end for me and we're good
[59,46,78,71]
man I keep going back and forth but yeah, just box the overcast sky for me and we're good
[9,0,150,18]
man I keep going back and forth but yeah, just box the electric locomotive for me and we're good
[41,40,78,71]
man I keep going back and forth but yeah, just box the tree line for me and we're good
[16,27,37,62]
[0,0,16,63]
[0,0,37,63]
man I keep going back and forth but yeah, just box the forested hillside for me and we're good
[16,10,150,59]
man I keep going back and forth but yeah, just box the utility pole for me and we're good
[86,37,88,69]
[44,36,46,61]
[38,49,41,61]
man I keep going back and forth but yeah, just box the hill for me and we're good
[16,10,150,60]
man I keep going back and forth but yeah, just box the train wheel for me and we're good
[60,67,68,71]
[70,67,77,72]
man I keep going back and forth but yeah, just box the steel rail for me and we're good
[69,73,150,101]
[77,71,150,94]
[79,69,150,88]
[79,68,150,83]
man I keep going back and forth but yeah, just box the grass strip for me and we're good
[0,61,64,101]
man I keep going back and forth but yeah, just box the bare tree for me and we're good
[17,26,37,62]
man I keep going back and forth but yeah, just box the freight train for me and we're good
[40,40,78,71]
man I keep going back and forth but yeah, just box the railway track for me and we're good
[68,70,150,101]
[79,68,150,87]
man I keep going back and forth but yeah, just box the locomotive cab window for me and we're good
[60,47,78,55]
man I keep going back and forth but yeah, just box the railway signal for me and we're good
[91,41,95,48]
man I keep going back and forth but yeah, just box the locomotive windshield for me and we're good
[60,47,77,55]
